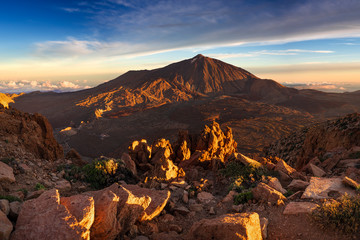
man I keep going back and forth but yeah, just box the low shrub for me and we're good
[312,195,360,233]
[234,191,253,205]
[82,157,136,189]
[35,183,46,190]
[220,161,268,191]
[0,195,21,202]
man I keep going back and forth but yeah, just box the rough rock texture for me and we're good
[267,177,286,194]
[287,179,309,192]
[65,148,86,166]
[283,202,319,215]
[0,210,12,240]
[196,191,215,204]
[265,113,360,169]
[149,139,184,182]
[252,183,286,205]
[302,177,356,199]
[0,199,10,215]
[85,183,170,240]
[309,163,326,177]
[179,121,237,169]
[0,161,15,184]
[0,107,63,160]
[12,189,94,240]
[129,139,151,166]
[121,153,137,176]
[187,212,262,240]
[342,176,359,189]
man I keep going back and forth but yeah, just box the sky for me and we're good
[1,0,360,93]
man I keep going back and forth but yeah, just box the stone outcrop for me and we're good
[129,139,151,166]
[12,189,94,240]
[85,183,170,240]
[302,177,356,199]
[265,113,360,169]
[287,179,309,192]
[179,122,237,169]
[0,210,12,240]
[0,161,15,184]
[0,107,63,160]
[252,183,286,205]
[187,212,262,240]
[13,183,170,240]
[148,139,185,182]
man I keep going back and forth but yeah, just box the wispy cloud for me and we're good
[208,49,334,59]
[0,80,90,93]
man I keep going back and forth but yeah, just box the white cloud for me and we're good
[283,82,348,92]
[0,80,90,93]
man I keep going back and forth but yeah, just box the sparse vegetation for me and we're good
[82,157,135,189]
[0,157,14,164]
[312,195,360,233]
[18,188,28,196]
[220,160,268,205]
[234,191,253,205]
[284,190,294,198]
[349,151,360,159]
[0,195,21,202]
[35,183,46,191]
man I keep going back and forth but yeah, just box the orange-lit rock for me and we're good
[252,182,286,205]
[12,189,94,240]
[187,212,262,240]
[85,183,170,240]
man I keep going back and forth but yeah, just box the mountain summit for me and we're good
[11,54,299,126]
[78,54,295,109]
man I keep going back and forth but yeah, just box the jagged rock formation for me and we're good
[265,113,360,169]
[0,106,63,160]
[128,121,237,185]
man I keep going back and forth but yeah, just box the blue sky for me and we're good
[1,0,360,92]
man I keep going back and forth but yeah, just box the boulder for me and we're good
[85,183,170,240]
[283,202,319,215]
[309,164,326,177]
[55,179,72,192]
[0,210,12,240]
[267,177,286,194]
[12,189,94,240]
[197,191,215,204]
[236,153,262,168]
[252,183,286,205]
[287,179,309,192]
[275,160,296,176]
[9,201,21,219]
[342,176,359,189]
[0,161,15,184]
[302,177,356,199]
[0,199,10,215]
[187,212,262,240]
[121,153,137,176]
[65,148,87,167]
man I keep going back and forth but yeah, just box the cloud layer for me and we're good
[0,80,90,93]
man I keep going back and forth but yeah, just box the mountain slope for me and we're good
[11,54,298,127]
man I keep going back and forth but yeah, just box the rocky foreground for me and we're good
[0,107,360,240]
